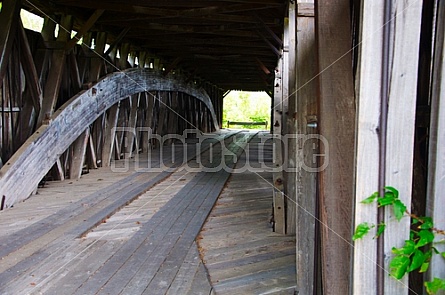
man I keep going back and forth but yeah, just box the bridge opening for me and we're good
[223,91,271,130]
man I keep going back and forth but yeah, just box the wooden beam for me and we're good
[295,3,317,294]
[0,0,21,89]
[66,9,105,50]
[89,32,107,82]
[316,0,355,293]
[426,0,445,284]
[125,94,140,158]
[37,15,73,125]
[272,56,285,235]
[102,103,120,167]
[104,28,131,57]
[286,2,297,235]
[142,92,155,153]
[0,69,220,207]
[352,1,383,293]
[163,57,183,76]
[69,128,89,179]
[18,19,42,113]
[255,57,271,75]
[383,1,422,293]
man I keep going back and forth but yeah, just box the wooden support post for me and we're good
[89,32,107,82]
[102,103,120,167]
[142,92,155,153]
[119,43,130,70]
[286,1,297,235]
[383,2,422,293]
[0,0,21,88]
[427,0,445,283]
[114,100,128,159]
[272,56,286,235]
[66,9,104,50]
[316,0,355,293]
[37,15,73,125]
[125,93,140,158]
[156,92,168,136]
[87,132,98,169]
[295,2,317,294]
[69,128,89,179]
[166,91,179,141]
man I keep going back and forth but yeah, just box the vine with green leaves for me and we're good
[353,186,445,294]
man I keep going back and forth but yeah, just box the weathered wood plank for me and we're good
[295,3,317,294]
[352,1,383,293]
[69,128,90,179]
[316,0,355,293]
[383,1,422,293]
[426,0,445,283]
[272,56,285,235]
[125,94,140,158]
[285,0,297,235]
[102,103,120,167]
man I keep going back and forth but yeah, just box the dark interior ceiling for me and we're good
[25,0,286,92]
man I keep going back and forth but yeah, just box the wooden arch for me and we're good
[0,68,220,208]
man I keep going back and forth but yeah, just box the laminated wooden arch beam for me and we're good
[0,69,220,208]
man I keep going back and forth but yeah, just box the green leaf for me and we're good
[418,217,434,230]
[361,192,379,204]
[378,194,396,207]
[412,218,419,225]
[425,278,445,295]
[389,255,410,279]
[392,240,415,256]
[441,252,445,259]
[407,249,425,272]
[375,223,386,238]
[419,262,430,273]
[416,230,435,248]
[393,199,407,221]
[352,222,373,241]
[384,186,399,199]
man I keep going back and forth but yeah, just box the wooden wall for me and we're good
[0,4,223,208]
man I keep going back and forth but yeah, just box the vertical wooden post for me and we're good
[427,0,445,281]
[316,0,355,293]
[125,93,140,158]
[295,2,317,293]
[272,56,286,235]
[383,2,422,293]
[69,128,90,179]
[102,103,120,166]
[156,92,168,136]
[37,15,73,125]
[286,0,297,235]
[352,1,383,293]
[0,0,21,88]
[427,1,445,281]
[142,92,155,153]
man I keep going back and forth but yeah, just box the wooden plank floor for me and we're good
[0,131,296,295]
[198,135,297,295]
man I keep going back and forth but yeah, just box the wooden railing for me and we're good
[226,121,268,129]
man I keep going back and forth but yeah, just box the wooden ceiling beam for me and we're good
[66,9,105,50]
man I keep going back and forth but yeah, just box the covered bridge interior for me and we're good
[1,0,445,294]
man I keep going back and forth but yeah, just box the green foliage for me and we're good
[425,278,445,295]
[352,222,373,241]
[223,91,270,129]
[353,187,445,294]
